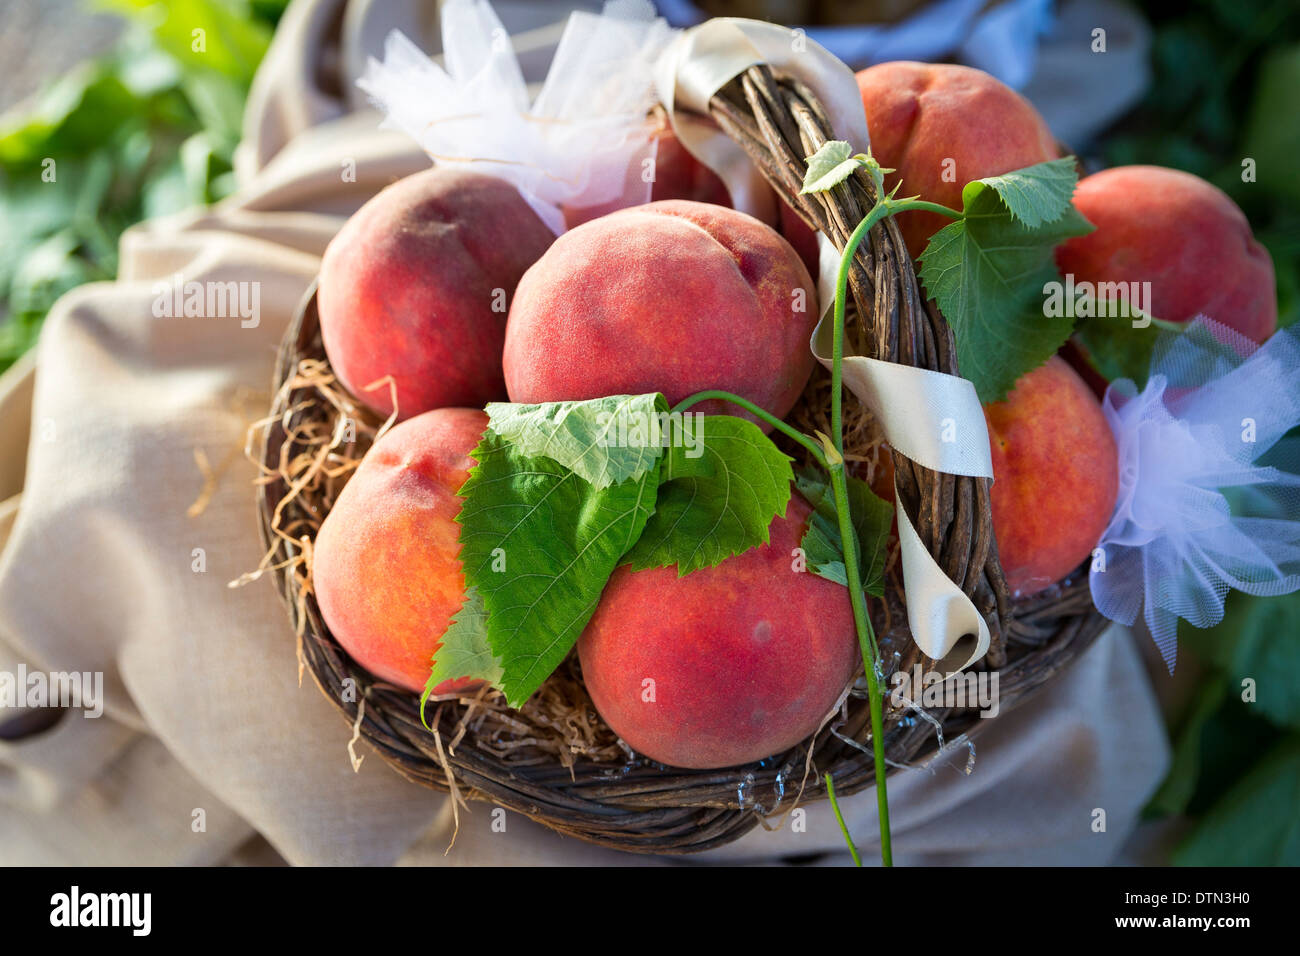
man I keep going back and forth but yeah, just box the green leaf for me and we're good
[456,432,656,707]
[97,0,273,86]
[180,70,247,144]
[1172,737,1300,866]
[7,231,101,317]
[794,469,894,597]
[1074,313,1185,388]
[1242,44,1300,206]
[918,166,1095,403]
[1182,591,1300,732]
[420,587,503,725]
[485,394,667,490]
[1144,681,1226,818]
[801,140,864,194]
[965,157,1080,229]
[623,415,792,576]
[0,64,141,165]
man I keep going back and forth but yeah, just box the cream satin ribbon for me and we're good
[810,315,993,674]
[655,17,994,673]
[652,17,871,226]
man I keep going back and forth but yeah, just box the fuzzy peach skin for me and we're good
[856,61,1059,259]
[1055,166,1277,343]
[504,200,818,424]
[577,493,860,769]
[984,357,1119,598]
[318,167,554,421]
[312,407,489,695]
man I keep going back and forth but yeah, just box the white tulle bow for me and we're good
[1090,318,1300,671]
[357,0,675,234]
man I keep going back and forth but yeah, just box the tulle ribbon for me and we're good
[357,0,675,234]
[1090,318,1300,671]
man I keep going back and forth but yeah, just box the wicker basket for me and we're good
[256,64,1110,854]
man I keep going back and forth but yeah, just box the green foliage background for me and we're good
[0,0,288,373]
[1108,0,1300,865]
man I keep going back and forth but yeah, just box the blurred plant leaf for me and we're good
[1242,45,1300,205]
[1172,736,1300,865]
[1074,313,1185,388]
[1181,591,1300,731]
[0,64,140,164]
[1145,681,1225,818]
[96,0,272,85]
[0,0,283,373]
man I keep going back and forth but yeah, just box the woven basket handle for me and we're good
[708,64,1011,669]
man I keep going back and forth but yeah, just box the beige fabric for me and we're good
[0,0,1169,866]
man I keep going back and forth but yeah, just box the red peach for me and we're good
[855,61,1059,259]
[562,114,732,229]
[312,407,489,694]
[1055,165,1277,342]
[504,200,818,424]
[578,493,860,769]
[984,356,1118,597]
[318,167,554,421]
[778,196,822,280]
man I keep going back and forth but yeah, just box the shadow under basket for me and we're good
[256,64,1110,855]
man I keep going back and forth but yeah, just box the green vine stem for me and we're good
[670,389,829,469]
[825,772,861,866]
[675,184,964,867]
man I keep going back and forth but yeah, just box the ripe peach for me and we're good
[648,116,732,208]
[312,407,489,694]
[577,493,860,769]
[984,357,1118,597]
[778,196,822,280]
[562,114,731,229]
[318,167,554,421]
[855,61,1059,259]
[1055,166,1277,342]
[504,200,818,424]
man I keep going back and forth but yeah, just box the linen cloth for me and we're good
[0,0,1168,865]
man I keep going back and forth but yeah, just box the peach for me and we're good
[318,167,554,421]
[855,61,1059,259]
[563,114,731,229]
[504,200,818,424]
[984,356,1118,597]
[778,196,822,280]
[312,407,489,694]
[577,493,860,769]
[647,115,732,208]
[1055,166,1277,343]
